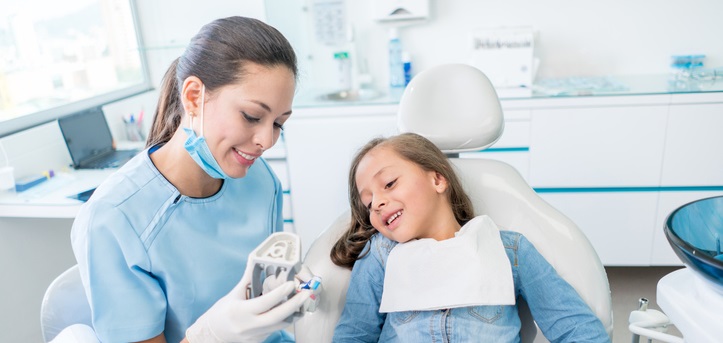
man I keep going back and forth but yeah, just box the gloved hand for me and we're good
[185,265,312,343]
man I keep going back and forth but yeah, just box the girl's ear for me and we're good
[432,171,449,193]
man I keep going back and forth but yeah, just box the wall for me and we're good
[135,0,267,87]
[266,0,723,94]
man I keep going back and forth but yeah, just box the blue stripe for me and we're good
[475,147,530,153]
[282,190,290,194]
[283,219,294,223]
[534,185,723,193]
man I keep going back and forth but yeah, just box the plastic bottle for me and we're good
[334,51,352,91]
[402,51,412,86]
[388,28,405,92]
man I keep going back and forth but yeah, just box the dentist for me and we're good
[71,16,309,343]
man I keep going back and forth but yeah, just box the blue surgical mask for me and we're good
[183,85,230,179]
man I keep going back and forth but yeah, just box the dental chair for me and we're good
[40,265,98,343]
[294,64,614,342]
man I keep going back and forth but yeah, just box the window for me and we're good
[0,0,150,137]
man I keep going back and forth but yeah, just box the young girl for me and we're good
[330,133,609,342]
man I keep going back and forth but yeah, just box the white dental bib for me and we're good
[379,215,515,313]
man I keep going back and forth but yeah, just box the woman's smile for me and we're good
[233,148,259,166]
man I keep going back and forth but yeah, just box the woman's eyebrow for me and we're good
[249,99,292,116]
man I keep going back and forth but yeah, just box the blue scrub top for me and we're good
[71,147,285,343]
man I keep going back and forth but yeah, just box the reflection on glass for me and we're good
[0,0,144,123]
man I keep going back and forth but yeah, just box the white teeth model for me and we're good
[387,210,403,225]
[235,149,257,161]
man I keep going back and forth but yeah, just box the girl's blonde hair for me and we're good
[330,132,475,269]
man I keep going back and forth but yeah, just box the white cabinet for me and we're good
[650,102,723,264]
[460,116,532,181]
[529,105,669,187]
[283,107,398,254]
[540,192,660,265]
[525,95,723,266]
[660,103,723,186]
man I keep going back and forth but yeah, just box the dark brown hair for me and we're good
[146,16,297,147]
[330,133,476,269]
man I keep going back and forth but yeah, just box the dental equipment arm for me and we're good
[628,298,683,343]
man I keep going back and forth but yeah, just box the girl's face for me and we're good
[355,146,453,243]
[200,63,295,178]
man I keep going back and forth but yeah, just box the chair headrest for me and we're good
[397,64,504,153]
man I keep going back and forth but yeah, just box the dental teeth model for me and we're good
[246,232,322,312]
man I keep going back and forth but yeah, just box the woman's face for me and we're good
[201,63,295,178]
[355,146,451,243]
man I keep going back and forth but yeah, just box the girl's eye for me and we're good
[243,112,261,123]
[273,122,285,130]
[366,203,371,210]
[385,179,397,189]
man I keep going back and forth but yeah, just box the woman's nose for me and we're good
[254,125,275,151]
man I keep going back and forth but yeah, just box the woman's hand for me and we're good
[185,266,311,343]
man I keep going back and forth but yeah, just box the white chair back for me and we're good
[41,265,97,343]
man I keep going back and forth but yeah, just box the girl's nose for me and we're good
[372,197,386,211]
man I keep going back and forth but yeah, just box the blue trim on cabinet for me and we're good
[476,147,530,153]
[534,185,723,193]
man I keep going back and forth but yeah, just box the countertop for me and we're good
[293,73,723,109]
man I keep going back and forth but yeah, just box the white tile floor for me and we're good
[606,266,684,343]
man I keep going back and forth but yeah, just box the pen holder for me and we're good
[0,166,15,192]
[125,122,145,142]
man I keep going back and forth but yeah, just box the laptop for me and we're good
[58,107,140,169]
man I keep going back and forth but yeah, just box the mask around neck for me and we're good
[182,84,230,180]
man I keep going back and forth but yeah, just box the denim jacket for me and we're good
[333,231,610,343]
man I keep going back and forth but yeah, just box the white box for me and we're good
[469,27,535,91]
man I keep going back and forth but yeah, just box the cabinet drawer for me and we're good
[282,193,293,220]
[459,152,530,182]
[493,120,530,148]
[661,103,723,186]
[540,192,659,266]
[530,106,668,187]
[266,160,290,191]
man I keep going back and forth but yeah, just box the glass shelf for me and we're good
[293,73,723,109]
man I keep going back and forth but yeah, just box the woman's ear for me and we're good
[181,76,204,115]
[432,171,449,193]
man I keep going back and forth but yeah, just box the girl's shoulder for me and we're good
[368,232,398,261]
[498,230,523,247]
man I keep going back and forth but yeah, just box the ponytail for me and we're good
[145,17,297,148]
[146,58,183,148]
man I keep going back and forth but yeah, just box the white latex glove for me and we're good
[186,266,312,343]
